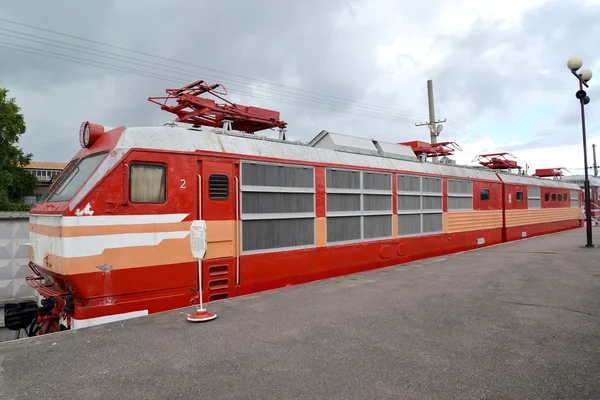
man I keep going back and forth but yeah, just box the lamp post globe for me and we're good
[580,69,593,82]
[568,56,583,71]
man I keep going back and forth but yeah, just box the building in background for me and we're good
[23,161,67,202]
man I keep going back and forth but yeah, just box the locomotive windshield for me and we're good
[47,151,108,202]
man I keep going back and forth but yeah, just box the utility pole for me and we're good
[416,79,446,162]
[593,144,598,176]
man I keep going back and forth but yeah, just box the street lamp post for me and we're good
[567,56,594,247]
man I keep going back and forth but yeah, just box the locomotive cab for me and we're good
[7,122,126,335]
[9,118,210,336]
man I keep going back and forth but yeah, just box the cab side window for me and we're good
[130,163,167,203]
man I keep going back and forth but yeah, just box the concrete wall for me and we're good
[0,212,35,342]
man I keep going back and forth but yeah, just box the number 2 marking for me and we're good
[180,179,186,189]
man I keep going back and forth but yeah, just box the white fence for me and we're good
[0,212,35,342]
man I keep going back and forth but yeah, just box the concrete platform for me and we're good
[1,228,600,400]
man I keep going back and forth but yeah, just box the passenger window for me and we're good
[130,163,166,203]
[516,191,523,202]
[545,193,550,201]
[480,189,490,201]
[558,194,563,202]
[552,193,556,202]
[208,174,229,200]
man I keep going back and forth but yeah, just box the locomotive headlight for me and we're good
[80,122,90,147]
[79,121,104,148]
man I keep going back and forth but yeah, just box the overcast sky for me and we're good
[1,0,599,174]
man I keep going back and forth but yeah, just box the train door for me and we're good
[197,159,238,303]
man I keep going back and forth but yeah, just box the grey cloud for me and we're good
[0,1,116,87]
[556,84,600,126]
[503,126,596,153]
[428,0,600,129]
[3,0,421,162]
[557,107,582,127]
[23,4,468,157]
[1,0,597,164]
[509,89,600,152]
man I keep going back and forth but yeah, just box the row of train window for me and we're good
[128,162,579,253]
[478,189,572,203]
[545,192,570,202]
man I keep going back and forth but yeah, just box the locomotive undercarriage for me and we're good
[4,262,75,336]
[4,296,74,336]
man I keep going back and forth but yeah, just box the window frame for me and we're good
[516,191,524,202]
[40,160,79,202]
[47,152,108,203]
[480,188,490,201]
[129,162,167,204]
[552,193,557,202]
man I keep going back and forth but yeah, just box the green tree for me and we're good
[0,88,37,210]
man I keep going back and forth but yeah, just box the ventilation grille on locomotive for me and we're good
[398,174,444,236]
[447,179,473,211]
[325,168,392,243]
[209,174,229,200]
[527,186,541,209]
[240,161,316,252]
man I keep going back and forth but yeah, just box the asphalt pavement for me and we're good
[1,228,600,400]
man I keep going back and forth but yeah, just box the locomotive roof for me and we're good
[561,174,600,187]
[70,124,582,211]
[114,125,581,190]
[497,172,581,189]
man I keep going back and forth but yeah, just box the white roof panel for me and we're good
[562,175,600,187]
[78,125,572,209]
[69,124,587,211]
[422,163,500,181]
[309,130,380,156]
[113,127,508,181]
[498,173,581,190]
[374,140,418,161]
